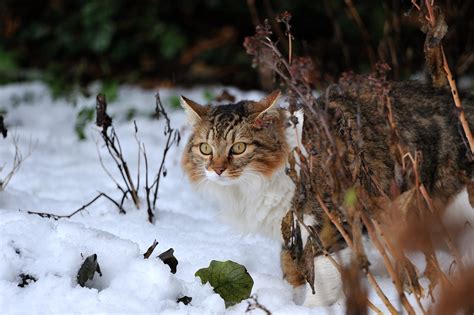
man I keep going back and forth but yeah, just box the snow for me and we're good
[0,82,473,314]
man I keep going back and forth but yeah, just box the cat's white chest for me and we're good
[199,168,295,240]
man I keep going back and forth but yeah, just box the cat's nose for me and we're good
[214,167,226,176]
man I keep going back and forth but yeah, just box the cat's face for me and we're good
[181,91,289,186]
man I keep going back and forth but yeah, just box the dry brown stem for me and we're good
[441,48,474,153]
[0,135,34,191]
[316,193,399,315]
[360,211,416,315]
[411,0,474,153]
[26,192,125,219]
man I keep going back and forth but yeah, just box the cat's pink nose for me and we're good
[214,167,226,176]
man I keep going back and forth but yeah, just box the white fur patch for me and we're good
[197,167,295,240]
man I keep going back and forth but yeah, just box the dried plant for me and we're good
[96,93,180,223]
[245,7,473,314]
[411,0,474,154]
[27,92,179,223]
[0,133,34,192]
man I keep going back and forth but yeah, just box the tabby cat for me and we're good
[180,81,474,306]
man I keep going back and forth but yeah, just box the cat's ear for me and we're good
[252,90,281,125]
[180,96,208,124]
[255,90,281,116]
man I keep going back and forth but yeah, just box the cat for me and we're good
[180,81,474,307]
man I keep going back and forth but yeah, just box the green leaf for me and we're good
[0,48,18,72]
[75,106,95,140]
[344,187,358,207]
[167,95,181,110]
[202,90,215,103]
[101,80,119,102]
[195,260,253,308]
[77,254,102,287]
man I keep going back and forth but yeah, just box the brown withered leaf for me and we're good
[421,12,448,47]
[281,211,293,246]
[158,248,178,274]
[96,94,112,133]
[302,239,316,294]
[421,11,448,87]
[424,253,441,302]
[286,151,298,183]
[319,215,337,250]
[143,239,159,259]
[400,257,423,298]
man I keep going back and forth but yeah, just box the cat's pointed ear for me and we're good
[180,96,208,123]
[252,90,281,124]
[256,90,281,115]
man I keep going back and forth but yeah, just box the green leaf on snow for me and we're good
[195,260,253,307]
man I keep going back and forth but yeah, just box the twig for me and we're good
[95,136,128,196]
[360,211,416,315]
[143,144,154,223]
[246,294,271,315]
[296,213,384,314]
[96,94,140,209]
[419,184,464,272]
[411,0,474,153]
[0,135,34,191]
[26,192,125,219]
[316,194,399,314]
[151,92,180,210]
[441,48,474,153]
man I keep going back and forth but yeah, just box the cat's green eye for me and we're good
[231,142,247,155]
[199,143,212,155]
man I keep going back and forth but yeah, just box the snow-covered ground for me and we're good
[0,82,473,314]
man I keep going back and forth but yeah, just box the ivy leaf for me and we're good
[195,260,254,308]
[77,254,102,287]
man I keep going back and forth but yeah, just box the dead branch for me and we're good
[142,143,154,223]
[26,192,125,220]
[150,93,180,210]
[96,94,140,209]
[360,211,416,315]
[411,0,474,153]
[0,135,34,191]
[245,294,272,315]
[317,194,399,315]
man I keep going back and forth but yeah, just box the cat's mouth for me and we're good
[204,170,236,186]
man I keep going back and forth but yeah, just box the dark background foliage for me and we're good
[1,0,473,94]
